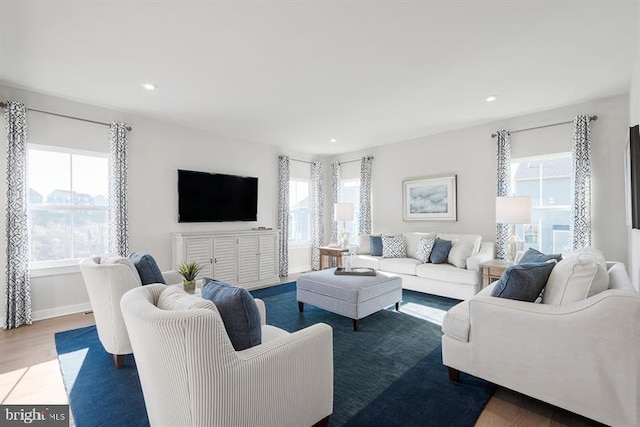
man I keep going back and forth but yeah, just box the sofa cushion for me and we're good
[202,279,262,351]
[352,255,381,270]
[129,252,166,285]
[519,248,562,264]
[430,238,452,264]
[157,286,215,310]
[382,235,407,258]
[491,262,556,302]
[415,238,435,263]
[370,235,383,256]
[403,232,436,259]
[437,233,482,256]
[378,257,421,275]
[416,263,479,285]
[442,300,470,342]
[447,242,475,269]
[100,254,142,286]
[542,251,609,305]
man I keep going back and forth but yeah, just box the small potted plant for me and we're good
[177,261,202,294]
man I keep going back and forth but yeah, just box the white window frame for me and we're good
[28,144,109,271]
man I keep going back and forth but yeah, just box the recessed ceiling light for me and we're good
[485,95,497,102]
[330,138,337,143]
[142,83,158,91]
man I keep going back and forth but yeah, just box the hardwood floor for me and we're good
[0,300,603,426]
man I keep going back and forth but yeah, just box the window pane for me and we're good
[28,150,71,205]
[512,153,571,254]
[30,209,72,262]
[289,179,310,243]
[72,210,109,258]
[339,179,361,245]
[72,154,108,206]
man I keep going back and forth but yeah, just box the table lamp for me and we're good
[334,203,354,248]
[496,196,532,262]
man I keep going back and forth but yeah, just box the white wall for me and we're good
[335,95,629,265]
[0,85,288,320]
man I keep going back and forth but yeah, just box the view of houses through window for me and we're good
[288,179,310,244]
[511,153,572,254]
[28,145,109,264]
[339,178,360,245]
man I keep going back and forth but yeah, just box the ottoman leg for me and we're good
[298,301,304,313]
[353,319,360,332]
[395,302,400,311]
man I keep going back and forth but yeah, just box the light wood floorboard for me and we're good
[0,279,605,426]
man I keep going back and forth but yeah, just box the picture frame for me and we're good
[403,174,457,221]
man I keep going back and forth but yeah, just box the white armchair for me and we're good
[79,255,180,368]
[442,261,640,426]
[120,284,333,427]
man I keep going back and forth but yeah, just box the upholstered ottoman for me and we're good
[297,268,402,331]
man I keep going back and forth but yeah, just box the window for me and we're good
[288,179,310,244]
[28,145,109,266]
[339,178,361,245]
[511,153,572,254]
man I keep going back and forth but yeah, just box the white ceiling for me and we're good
[1,1,638,155]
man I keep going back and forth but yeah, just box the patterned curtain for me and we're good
[495,130,512,260]
[310,161,324,270]
[330,162,341,245]
[4,101,32,329]
[108,123,130,256]
[359,156,373,235]
[571,115,592,249]
[277,155,289,277]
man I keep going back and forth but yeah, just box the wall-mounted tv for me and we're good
[178,169,258,222]
[630,125,640,229]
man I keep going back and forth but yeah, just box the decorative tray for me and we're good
[334,267,376,276]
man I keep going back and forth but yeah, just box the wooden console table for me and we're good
[318,246,349,270]
[480,259,511,287]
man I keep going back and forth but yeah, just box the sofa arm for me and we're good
[466,242,495,271]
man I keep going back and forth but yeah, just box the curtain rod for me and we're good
[491,115,597,138]
[0,102,133,132]
[289,156,374,165]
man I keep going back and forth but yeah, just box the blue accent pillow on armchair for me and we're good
[129,252,166,285]
[202,279,262,351]
[491,261,556,302]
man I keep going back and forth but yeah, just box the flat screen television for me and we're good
[630,125,640,229]
[178,169,258,222]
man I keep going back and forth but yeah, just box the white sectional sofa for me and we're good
[352,232,495,300]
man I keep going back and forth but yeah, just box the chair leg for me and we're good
[113,354,125,369]
[313,415,330,427]
[447,366,460,382]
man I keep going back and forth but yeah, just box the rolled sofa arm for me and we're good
[466,242,495,271]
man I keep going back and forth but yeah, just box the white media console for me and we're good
[171,229,280,290]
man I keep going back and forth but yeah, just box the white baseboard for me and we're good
[32,302,92,321]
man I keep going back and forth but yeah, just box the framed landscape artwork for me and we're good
[403,174,457,221]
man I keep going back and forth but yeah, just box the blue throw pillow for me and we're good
[519,248,563,264]
[370,235,383,256]
[429,238,452,264]
[202,279,262,351]
[128,252,166,285]
[491,262,556,302]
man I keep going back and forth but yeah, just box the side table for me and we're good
[318,246,349,269]
[480,259,512,287]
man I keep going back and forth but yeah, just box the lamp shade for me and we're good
[334,203,354,222]
[496,196,532,224]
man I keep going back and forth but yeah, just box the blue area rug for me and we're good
[55,282,495,426]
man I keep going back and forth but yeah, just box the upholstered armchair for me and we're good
[442,260,640,426]
[79,255,181,368]
[120,284,333,427]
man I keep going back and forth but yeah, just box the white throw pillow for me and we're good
[403,232,436,259]
[381,235,407,258]
[447,242,475,269]
[158,286,216,311]
[542,252,609,305]
[358,234,372,255]
[415,238,435,263]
